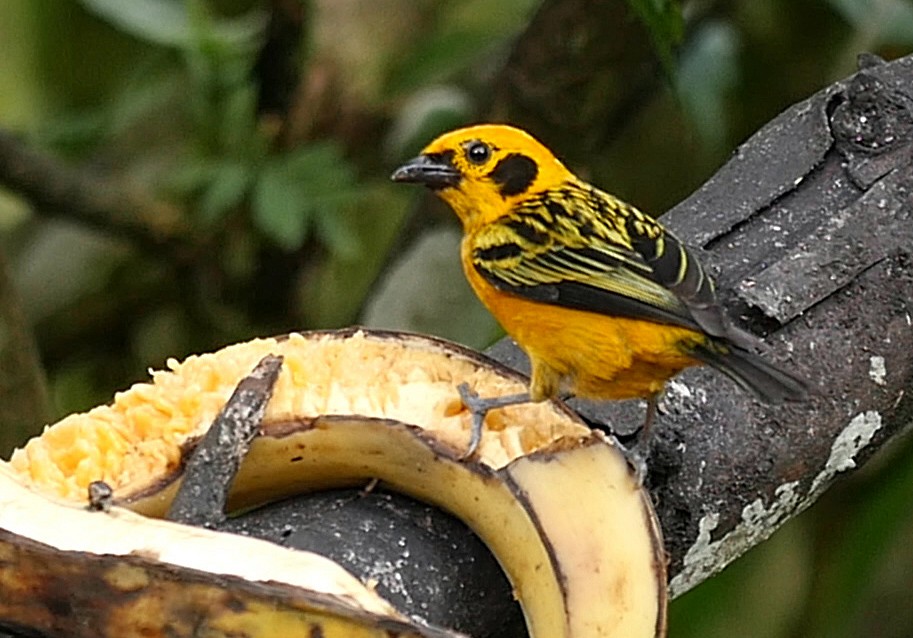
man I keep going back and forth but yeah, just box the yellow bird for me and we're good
[392,124,808,456]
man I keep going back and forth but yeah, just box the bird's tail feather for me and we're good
[692,342,810,404]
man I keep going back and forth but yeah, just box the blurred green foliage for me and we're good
[0,0,912,636]
[627,0,684,71]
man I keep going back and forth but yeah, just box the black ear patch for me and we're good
[490,153,538,197]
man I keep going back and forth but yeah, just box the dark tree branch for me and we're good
[488,0,664,154]
[255,0,309,121]
[488,52,913,596]
[0,130,190,252]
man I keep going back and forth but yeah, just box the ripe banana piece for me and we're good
[4,328,668,637]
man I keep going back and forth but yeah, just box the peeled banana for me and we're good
[2,328,667,637]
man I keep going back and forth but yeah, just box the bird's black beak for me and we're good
[391,154,461,190]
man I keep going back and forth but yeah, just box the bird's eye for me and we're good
[466,141,491,165]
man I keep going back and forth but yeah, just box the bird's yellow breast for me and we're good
[461,238,703,401]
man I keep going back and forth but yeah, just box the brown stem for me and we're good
[0,130,189,251]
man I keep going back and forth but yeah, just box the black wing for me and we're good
[470,181,750,344]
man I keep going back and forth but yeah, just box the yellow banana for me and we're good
[3,328,667,637]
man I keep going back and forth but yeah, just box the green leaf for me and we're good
[251,143,361,253]
[220,83,259,155]
[625,0,684,74]
[108,66,181,137]
[35,111,110,155]
[314,207,360,259]
[199,161,251,224]
[167,157,219,196]
[78,0,190,47]
[78,0,267,51]
[252,159,313,251]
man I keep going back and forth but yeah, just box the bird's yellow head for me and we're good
[391,124,574,230]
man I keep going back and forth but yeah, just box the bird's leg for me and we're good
[457,382,532,459]
[641,394,659,442]
[626,393,660,485]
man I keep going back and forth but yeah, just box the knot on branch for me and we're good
[828,70,913,188]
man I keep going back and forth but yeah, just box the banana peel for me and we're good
[2,328,668,637]
[0,462,460,638]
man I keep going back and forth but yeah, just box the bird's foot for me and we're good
[456,383,532,460]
